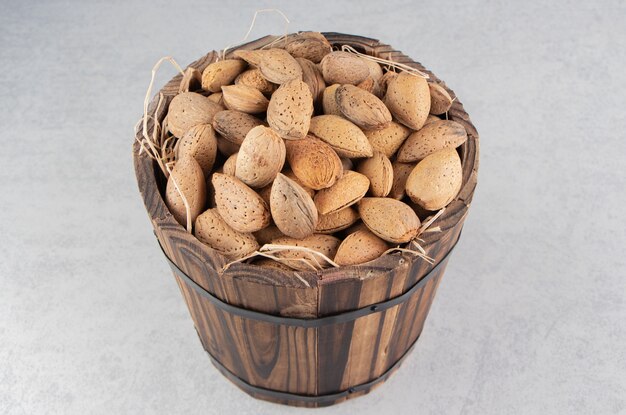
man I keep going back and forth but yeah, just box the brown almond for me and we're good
[178,67,201,93]
[356,150,393,197]
[258,48,303,84]
[360,59,384,97]
[296,57,325,104]
[308,115,373,158]
[314,171,370,215]
[429,82,453,115]
[212,110,264,145]
[267,79,313,140]
[315,207,359,234]
[201,59,247,93]
[358,197,420,243]
[336,85,392,130]
[212,173,270,232]
[322,84,342,116]
[270,173,318,239]
[216,136,240,156]
[257,184,272,206]
[284,32,332,63]
[405,147,462,211]
[397,120,467,162]
[334,229,389,266]
[165,156,207,227]
[283,169,316,198]
[235,68,277,95]
[340,157,353,171]
[378,71,397,97]
[320,51,369,85]
[364,121,412,158]
[253,224,285,246]
[207,92,224,106]
[235,126,286,188]
[222,152,237,176]
[221,84,269,114]
[176,124,217,178]
[194,209,259,259]
[424,114,441,125]
[233,49,263,66]
[167,92,222,138]
[285,136,343,190]
[384,72,430,130]
[271,234,340,270]
[356,77,376,95]
[362,58,384,82]
[389,161,415,200]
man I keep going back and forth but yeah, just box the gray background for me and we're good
[1,0,625,413]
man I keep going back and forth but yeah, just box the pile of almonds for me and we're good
[163,32,466,268]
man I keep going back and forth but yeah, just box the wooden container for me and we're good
[133,33,479,407]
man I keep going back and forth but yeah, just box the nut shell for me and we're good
[320,51,370,85]
[297,57,326,104]
[258,48,303,84]
[389,161,415,200]
[168,92,222,138]
[165,156,207,227]
[271,234,340,270]
[284,32,332,63]
[308,115,373,158]
[194,209,259,259]
[358,197,420,243]
[315,207,360,234]
[212,173,271,232]
[336,84,391,130]
[201,59,247,93]
[176,124,217,178]
[356,150,393,197]
[212,110,264,145]
[363,121,412,158]
[270,173,318,239]
[267,79,314,140]
[235,126,286,188]
[397,120,467,162]
[235,68,277,95]
[285,136,343,190]
[334,229,389,266]
[322,84,342,116]
[221,84,269,114]
[384,72,430,130]
[428,82,453,115]
[314,171,370,215]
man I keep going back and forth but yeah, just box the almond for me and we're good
[267,79,313,140]
[176,124,217,178]
[429,82,453,115]
[360,59,384,97]
[389,161,415,200]
[358,197,420,243]
[285,136,343,190]
[322,84,342,116]
[384,71,430,130]
[201,59,247,93]
[252,258,292,271]
[315,207,359,234]
[362,58,384,82]
[167,92,222,138]
[222,152,237,176]
[284,32,332,63]
[221,84,269,114]
[405,147,462,211]
[335,84,392,130]
[296,57,325,104]
[235,125,286,188]
[194,209,259,259]
[257,183,272,206]
[314,171,370,215]
[207,92,224,106]
[378,71,397,97]
[212,110,264,145]
[212,173,270,232]
[357,150,393,197]
[334,229,389,266]
[165,155,207,227]
[282,169,316,198]
[320,51,369,85]
[258,48,303,84]
[308,115,373,158]
[397,120,467,162]
[270,173,318,239]
[235,68,277,95]
[340,157,353,171]
[253,224,284,246]
[363,121,412,158]
[271,234,340,270]
[233,49,263,66]
[216,136,240,156]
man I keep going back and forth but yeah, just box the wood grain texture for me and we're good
[133,32,479,407]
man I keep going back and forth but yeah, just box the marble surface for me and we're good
[1,0,625,413]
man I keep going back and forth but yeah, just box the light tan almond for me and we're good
[167,92,222,138]
[235,125,286,188]
[397,120,467,162]
[178,67,201,93]
[235,68,277,95]
[267,79,313,140]
[340,157,353,171]
[221,84,269,114]
[334,229,389,266]
[212,173,270,232]
[258,48,302,84]
[207,92,224,106]
[216,136,240,156]
[201,59,247,93]
[357,150,393,197]
[362,58,384,82]
[212,110,264,145]
[270,173,318,239]
[270,234,340,270]
[315,207,359,234]
[356,77,376,95]
[361,59,384,97]
[322,84,342,116]
[389,161,415,200]
[358,197,420,243]
[296,57,325,104]
[194,209,259,259]
[233,49,263,66]
[336,84,391,130]
[176,124,217,178]
[429,82,453,115]
[165,156,207,227]
[320,51,369,85]
[405,147,462,211]
[253,224,284,246]
[257,184,272,206]
[308,115,373,158]
[284,32,332,63]
[222,152,237,176]
[314,171,370,215]
[378,71,397,97]
[364,121,412,158]
[285,136,343,190]
[385,72,430,130]
[282,169,316,198]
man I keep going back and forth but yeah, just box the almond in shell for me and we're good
[235,68,277,95]
[194,209,259,260]
[315,207,360,234]
[212,173,270,232]
[358,197,420,243]
[334,229,389,266]
[384,71,430,130]
[397,120,467,162]
[270,173,318,239]
[270,234,340,270]
[320,51,369,85]
[258,48,303,84]
[284,32,332,63]
[221,84,269,114]
[282,169,316,198]
[389,161,415,200]
[313,171,370,215]
[201,59,247,93]
[308,115,373,158]
[167,92,222,138]
[216,136,240,156]
[233,49,263,66]
[207,92,224,106]
[165,155,207,227]
[296,57,325,104]
[428,82,453,115]
[235,126,286,188]
[222,152,237,176]
[285,136,343,190]
[176,123,217,178]
[336,84,392,130]
[253,224,284,246]
[357,150,393,197]
[212,110,264,145]
[267,79,313,140]
[322,84,342,116]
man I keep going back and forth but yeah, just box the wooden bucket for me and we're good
[133,33,479,408]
